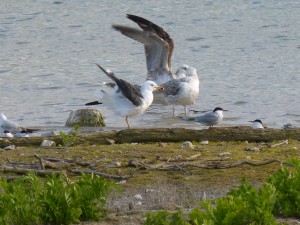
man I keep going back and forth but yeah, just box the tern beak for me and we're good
[223,109,228,111]
[155,85,164,91]
[249,121,254,123]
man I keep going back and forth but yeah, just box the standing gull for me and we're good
[181,107,227,128]
[112,14,200,114]
[161,66,199,116]
[86,64,163,128]
[112,14,194,85]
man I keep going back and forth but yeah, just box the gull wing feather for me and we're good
[96,64,143,106]
[112,14,174,81]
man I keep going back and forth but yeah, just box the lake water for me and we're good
[1,0,300,130]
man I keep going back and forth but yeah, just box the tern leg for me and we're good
[125,116,131,129]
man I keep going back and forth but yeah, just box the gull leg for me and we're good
[184,105,188,115]
[172,105,175,117]
[125,116,131,129]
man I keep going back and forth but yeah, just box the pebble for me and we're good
[40,140,56,147]
[244,146,260,152]
[128,158,139,167]
[4,145,15,150]
[218,152,231,156]
[181,141,194,149]
[200,140,209,145]
[134,194,142,200]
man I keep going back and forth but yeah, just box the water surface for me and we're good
[1,1,299,129]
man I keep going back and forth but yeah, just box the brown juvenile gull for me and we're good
[161,66,199,116]
[86,64,163,128]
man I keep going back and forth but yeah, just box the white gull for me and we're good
[86,64,163,128]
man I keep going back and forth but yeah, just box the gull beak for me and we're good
[155,85,164,91]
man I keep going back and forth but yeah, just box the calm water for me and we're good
[1,0,300,129]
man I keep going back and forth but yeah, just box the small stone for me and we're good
[65,108,105,127]
[181,141,194,149]
[158,142,167,147]
[41,130,59,137]
[114,161,121,167]
[244,146,260,152]
[245,156,252,160]
[218,152,231,156]
[200,140,209,145]
[134,194,142,200]
[106,138,115,145]
[136,201,142,206]
[106,161,121,168]
[40,140,56,147]
[128,158,139,167]
[4,145,15,150]
[116,180,126,185]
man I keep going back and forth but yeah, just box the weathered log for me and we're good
[115,127,300,143]
[69,169,127,180]
[0,127,299,147]
[1,166,63,176]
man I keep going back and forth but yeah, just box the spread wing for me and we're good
[96,64,143,106]
[112,14,174,77]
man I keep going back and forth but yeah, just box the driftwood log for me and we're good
[0,127,299,148]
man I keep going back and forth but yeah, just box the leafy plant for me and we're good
[0,172,115,225]
[145,210,189,225]
[76,173,117,221]
[268,158,300,217]
[39,173,82,224]
[189,180,277,225]
[59,125,79,146]
[0,174,41,225]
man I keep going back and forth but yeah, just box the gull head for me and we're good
[186,67,198,78]
[142,80,163,92]
[175,64,189,78]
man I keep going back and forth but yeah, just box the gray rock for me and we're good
[40,140,56,147]
[181,141,194,149]
[4,145,15,150]
[65,109,105,127]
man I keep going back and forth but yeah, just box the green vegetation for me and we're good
[268,158,300,217]
[0,172,116,225]
[59,125,79,146]
[144,158,300,225]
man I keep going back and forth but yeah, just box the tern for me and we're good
[249,119,264,129]
[181,107,227,128]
